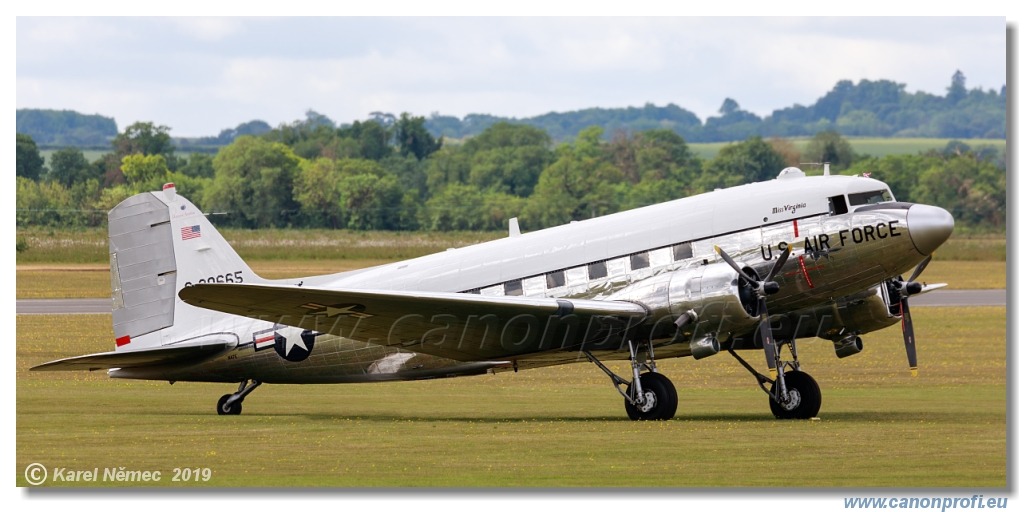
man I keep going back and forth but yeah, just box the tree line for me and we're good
[17,71,1006,151]
[16,112,1006,233]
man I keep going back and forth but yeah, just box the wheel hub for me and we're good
[638,390,658,412]
[779,389,802,411]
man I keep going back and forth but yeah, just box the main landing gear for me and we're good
[728,339,821,420]
[585,340,678,421]
[217,379,262,415]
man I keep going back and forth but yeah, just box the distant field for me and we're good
[15,227,503,264]
[689,137,1006,161]
[16,307,1005,487]
[38,148,108,164]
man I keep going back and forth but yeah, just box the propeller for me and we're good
[890,255,931,377]
[715,244,791,373]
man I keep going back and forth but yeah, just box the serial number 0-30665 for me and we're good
[184,271,244,287]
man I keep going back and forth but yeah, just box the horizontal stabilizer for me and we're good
[179,283,648,361]
[30,342,232,372]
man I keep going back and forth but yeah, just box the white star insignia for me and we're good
[283,334,310,357]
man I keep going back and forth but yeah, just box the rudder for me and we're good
[109,183,260,351]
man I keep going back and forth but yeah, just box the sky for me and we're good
[15,16,1009,138]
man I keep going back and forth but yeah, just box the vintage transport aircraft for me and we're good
[33,166,954,420]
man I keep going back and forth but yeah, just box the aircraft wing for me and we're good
[179,283,649,362]
[31,342,233,372]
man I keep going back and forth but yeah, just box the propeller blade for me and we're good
[908,255,932,284]
[757,299,777,372]
[899,297,918,377]
[714,245,757,287]
[765,244,792,282]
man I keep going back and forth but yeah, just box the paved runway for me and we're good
[15,289,1008,315]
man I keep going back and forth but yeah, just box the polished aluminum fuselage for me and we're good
[112,174,942,383]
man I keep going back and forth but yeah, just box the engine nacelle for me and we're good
[812,285,901,342]
[768,285,900,345]
[607,263,759,348]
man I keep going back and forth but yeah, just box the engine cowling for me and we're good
[607,263,760,352]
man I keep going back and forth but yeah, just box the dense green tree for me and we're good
[704,99,762,141]
[526,126,625,228]
[112,121,175,159]
[394,113,442,160]
[206,136,301,227]
[696,136,787,191]
[46,147,100,187]
[178,153,216,179]
[947,70,967,104]
[422,183,526,231]
[464,123,553,197]
[605,129,701,208]
[847,154,928,203]
[802,130,857,170]
[338,173,405,230]
[16,133,45,180]
[99,121,177,186]
[121,154,170,192]
[425,145,472,196]
[913,153,1004,228]
[293,158,344,228]
[17,177,73,226]
[336,120,392,160]
[16,109,118,146]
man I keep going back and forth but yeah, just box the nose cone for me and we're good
[907,204,954,255]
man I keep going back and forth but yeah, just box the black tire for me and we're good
[769,370,821,419]
[217,394,242,415]
[624,372,678,421]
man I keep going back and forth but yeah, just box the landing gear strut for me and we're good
[585,340,678,421]
[729,339,821,419]
[217,379,262,415]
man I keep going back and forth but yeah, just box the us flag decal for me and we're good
[181,225,202,240]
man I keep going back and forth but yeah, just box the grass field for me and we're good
[16,306,1006,487]
[689,137,1006,161]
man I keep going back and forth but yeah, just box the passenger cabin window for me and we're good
[629,252,650,270]
[504,280,523,296]
[588,261,608,280]
[829,195,849,215]
[848,189,894,206]
[546,271,566,289]
[672,243,693,261]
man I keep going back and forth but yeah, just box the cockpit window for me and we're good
[848,189,894,206]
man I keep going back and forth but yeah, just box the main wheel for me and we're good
[769,370,821,419]
[624,372,678,421]
[217,394,242,415]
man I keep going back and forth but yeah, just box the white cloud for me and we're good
[15,16,1008,136]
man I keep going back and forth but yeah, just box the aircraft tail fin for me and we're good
[109,183,260,351]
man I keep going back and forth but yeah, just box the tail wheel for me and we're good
[217,394,242,415]
[769,370,821,419]
[625,372,678,421]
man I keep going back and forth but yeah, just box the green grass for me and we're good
[15,227,502,264]
[16,307,1006,487]
[689,137,1006,160]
